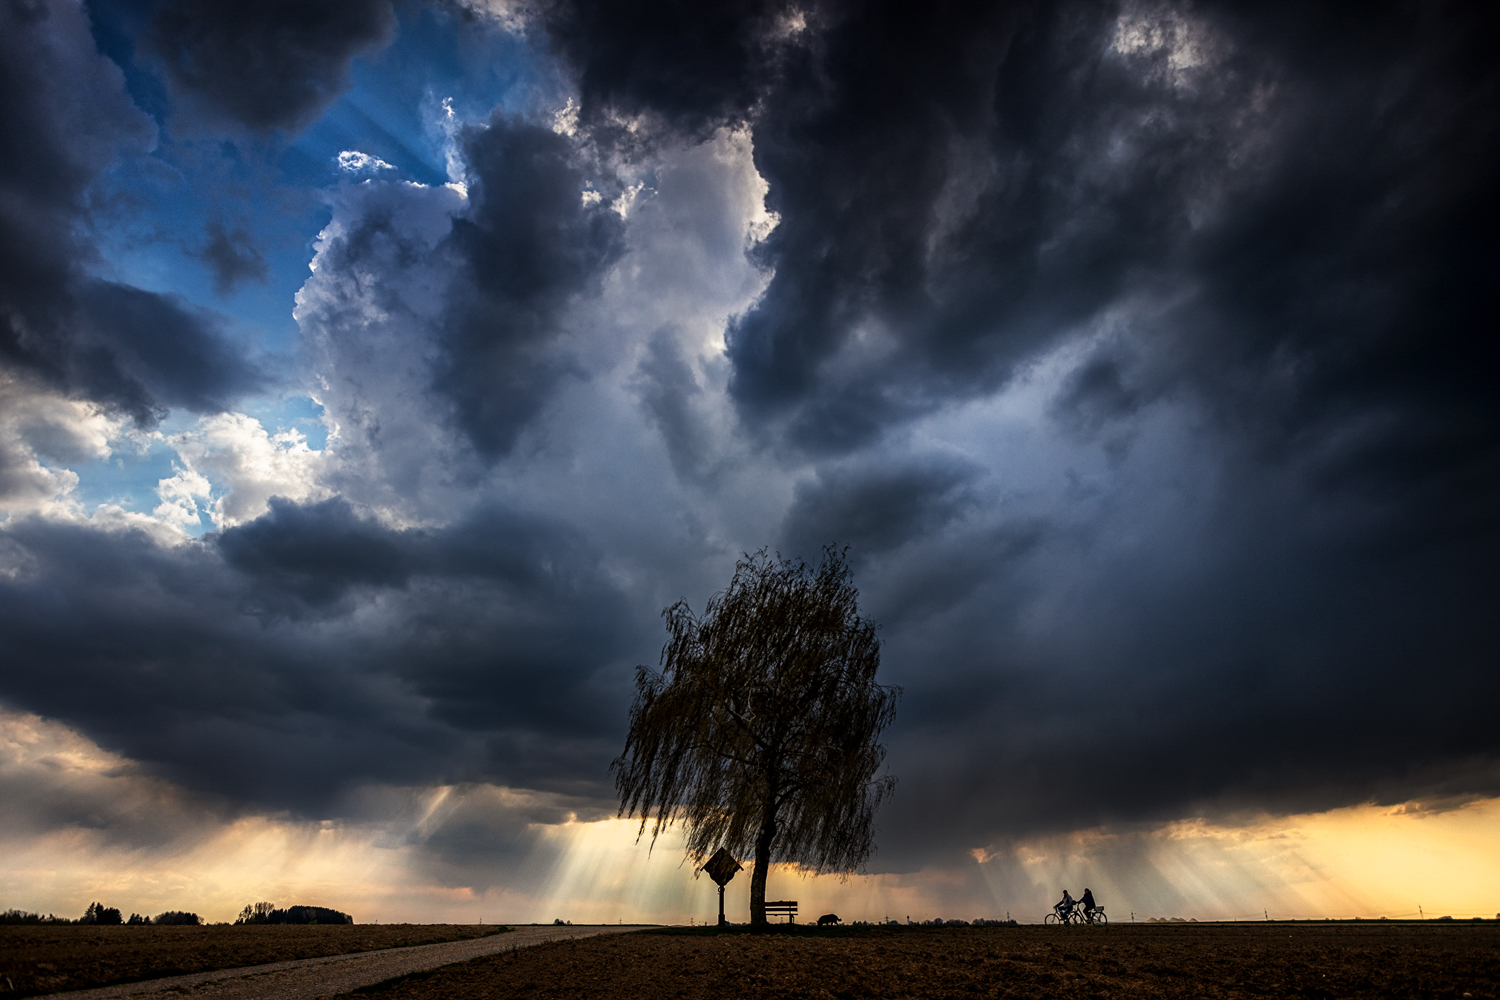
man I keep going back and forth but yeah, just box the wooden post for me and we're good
[702,848,742,928]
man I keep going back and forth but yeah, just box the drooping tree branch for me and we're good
[613,546,900,925]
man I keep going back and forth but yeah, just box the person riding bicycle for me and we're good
[1055,889,1076,920]
[1080,888,1096,919]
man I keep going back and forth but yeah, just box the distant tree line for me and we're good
[0,909,72,925]
[1,900,352,926]
[0,904,200,926]
[149,911,202,925]
[235,902,353,925]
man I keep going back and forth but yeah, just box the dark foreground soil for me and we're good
[0,923,508,998]
[339,922,1499,1000]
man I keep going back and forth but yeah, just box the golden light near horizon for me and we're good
[6,706,1500,925]
[985,798,1500,923]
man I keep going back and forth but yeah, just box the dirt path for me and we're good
[32,925,651,1000]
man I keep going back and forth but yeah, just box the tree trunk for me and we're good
[749,795,778,926]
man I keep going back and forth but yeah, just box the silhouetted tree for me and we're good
[153,911,201,925]
[273,905,352,925]
[79,903,121,925]
[235,902,276,924]
[614,547,899,926]
[236,902,351,925]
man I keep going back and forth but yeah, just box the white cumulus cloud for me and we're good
[158,412,332,529]
[337,150,396,174]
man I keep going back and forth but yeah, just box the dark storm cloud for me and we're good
[0,707,218,848]
[0,0,263,423]
[541,0,796,134]
[871,491,1500,866]
[436,114,625,458]
[218,497,412,608]
[726,1,1071,450]
[633,330,720,482]
[0,515,438,813]
[0,0,140,382]
[0,497,641,815]
[552,0,1194,448]
[1,0,1495,885]
[407,790,571,890]
[779,458,979,565]
[541,0,1500,851]
[197,221,269,296]
[8,276,264,426]
[550,0,1498,460]
[1052,341,1148,433]
[0,0,137,332]
[340,783,615,892]
[74,282,265,419]
[147,0,396,134]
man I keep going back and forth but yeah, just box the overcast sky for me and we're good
[1,0,1497,923]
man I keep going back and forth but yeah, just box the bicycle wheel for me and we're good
[1044,913,1059,925]
[1094,911,1108,925]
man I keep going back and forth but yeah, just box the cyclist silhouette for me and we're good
[1055,889,1076,918]
[1080,888,1096,916]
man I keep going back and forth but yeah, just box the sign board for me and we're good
[702,847,743,887]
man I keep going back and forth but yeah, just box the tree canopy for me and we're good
[613,547,899,925]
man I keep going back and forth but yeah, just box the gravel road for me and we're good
[35,925,652,1000]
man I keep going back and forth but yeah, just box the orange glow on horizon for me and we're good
[4,707,1497,924]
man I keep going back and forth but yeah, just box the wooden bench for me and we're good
[765,900,798,924]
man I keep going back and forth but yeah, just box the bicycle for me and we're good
[1044,905,1108,926]
[1044,905,1083,925]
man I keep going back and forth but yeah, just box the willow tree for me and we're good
[613,547,899,926]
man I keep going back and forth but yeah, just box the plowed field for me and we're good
[337,922,1498,1000]
[0,924,507,997]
